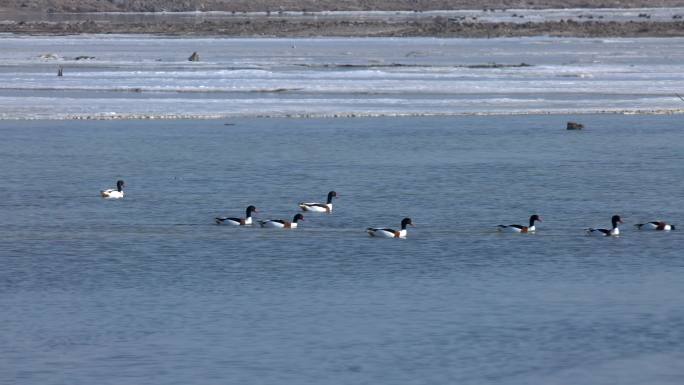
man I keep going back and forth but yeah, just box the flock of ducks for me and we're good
[101,180,676,238]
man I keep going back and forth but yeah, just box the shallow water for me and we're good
[1,115,683,385]
[3,36,684,118]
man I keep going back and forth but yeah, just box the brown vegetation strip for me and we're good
[2,0,684,13]
[4,18,684,37]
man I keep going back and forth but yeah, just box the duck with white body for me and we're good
[635,221,675,231]
[101,180,125,199]
[299,191,337,213]
[586,215,623,236]
[215,205,258,226]
[259,213,305,229]
[367,217,414,238]
[497,214,542,233]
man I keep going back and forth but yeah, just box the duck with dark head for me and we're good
[586,215,622,236]
[215,205,258,226]
[101,180,125,199]
[259,213,305,229]
[367,217,413,238]
[497,214,542,233]
[299,191,337,213]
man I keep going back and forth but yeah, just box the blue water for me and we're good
[1,115,683,385]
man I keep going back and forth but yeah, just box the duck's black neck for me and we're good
[612,219,619,229]
[327,192,334,204]
[117,181,124,192]
[529,216,536,227]
[246,208,254,218]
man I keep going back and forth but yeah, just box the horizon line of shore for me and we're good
[4,7,684,37]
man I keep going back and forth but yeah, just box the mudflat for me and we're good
[3,0,684,36]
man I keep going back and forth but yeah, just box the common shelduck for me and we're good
[497,214,542,233]
[259,213,304,229]
[635,221,676,231]
[367,217,413,238]
[100,180,125,199]
[586,215,623,236]
[215,205,258,226]
[299,191,337,213]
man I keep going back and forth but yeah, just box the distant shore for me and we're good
[2,12,684,37]
[4,0,684,13]
[3,1,684,37]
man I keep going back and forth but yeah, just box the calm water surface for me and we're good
[1,115,683,385]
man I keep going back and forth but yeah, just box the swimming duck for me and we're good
[497,214,542,233]
[259,213,304,229]
[367,217,413,238]
[215,205,258,226]
[299,191,337,213]
[586,215,623,236]
[635,221,676,231]
[100,180,125,199]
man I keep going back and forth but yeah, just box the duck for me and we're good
[634,221,676,231]
[497,214,542,233]
[100,180,125,199]
[299,191,337,213]
[259,213,304,229]
[215,205,258,226]
[586,215,623,236]
[367,217,413,238]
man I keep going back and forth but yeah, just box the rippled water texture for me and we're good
[1,115,683,384]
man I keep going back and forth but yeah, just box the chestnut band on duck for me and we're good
[215,205,258,225]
